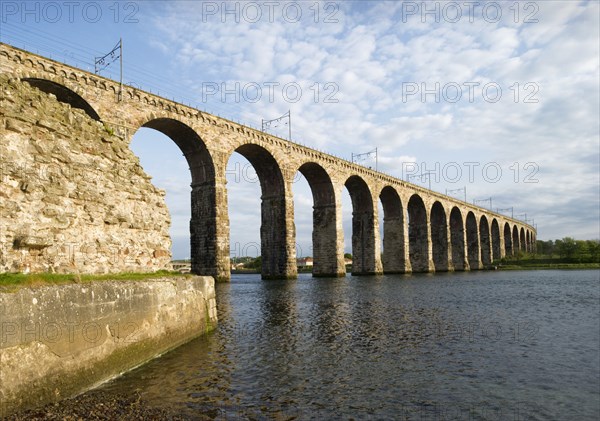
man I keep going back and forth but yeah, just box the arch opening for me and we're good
[345,175,379,275]
[22,78,101,121]
[233,144,294,280]
[466,212,481,270]
[226,153,262,276]
[297,162,343,277]
[450,207,467,270]
[491,219,502,261]
[520,227,526,252]
[135,118,223,278]
[142,119,214,185]
[479,215,492,266]
[379,186,406,273]
[408,194,430,272]
[431,202,449,272]
[504,223,513,256]
[512,226,520,254]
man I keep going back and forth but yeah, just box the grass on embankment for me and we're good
[495,256,600,271]
[0,271,192,293]
[497,262,600,270]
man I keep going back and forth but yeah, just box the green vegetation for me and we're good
[536,238,600,262]
[496,261,599,270]
[244,256,262,270]
[0,270,191,292]
[103,123,115,136]
[498,238,600,270]
[230,256,262,273]
[297,265,313,273]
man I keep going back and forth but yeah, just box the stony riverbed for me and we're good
[5,391,193,421]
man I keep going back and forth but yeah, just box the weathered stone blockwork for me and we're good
[0,74,172,273]
[0,276,217,416]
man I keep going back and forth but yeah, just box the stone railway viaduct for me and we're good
[1,44,536,281]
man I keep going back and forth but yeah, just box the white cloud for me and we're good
[127,0,600,257]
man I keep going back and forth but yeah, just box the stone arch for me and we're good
[233,144,294,279]
[134,118,224,279]
[296,162,343,277]
[141,118,214,185]
[20,78,101,121]
[345,175,379,275]
[430,201,449,272]
[466,212,480,270]
[512,226,520,254]
[408,194,430,272]
[491,219,501,261]
[504,223,513,256]
[479,215,492,266]
[450,207,467,270]
[379,186,406,273]
[520,227,526,252]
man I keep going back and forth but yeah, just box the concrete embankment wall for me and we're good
[0,276,217,416]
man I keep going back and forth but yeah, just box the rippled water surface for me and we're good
[98,270,600,420]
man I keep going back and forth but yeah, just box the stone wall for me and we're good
[0,276,218,416]
[0,75,172,273]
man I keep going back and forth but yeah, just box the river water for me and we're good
[97,270,599,420]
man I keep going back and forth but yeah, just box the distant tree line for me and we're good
[232,242,599,269]
[535,238,600,263]
[244,256,262,270]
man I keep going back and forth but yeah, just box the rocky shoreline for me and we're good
[5,391,194,421]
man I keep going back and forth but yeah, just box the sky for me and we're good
[1,1,599,259]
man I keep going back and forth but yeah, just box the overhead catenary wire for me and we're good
[0,22,267,122]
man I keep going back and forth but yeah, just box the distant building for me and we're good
[172,262,191,273]
[297,257,313,268]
